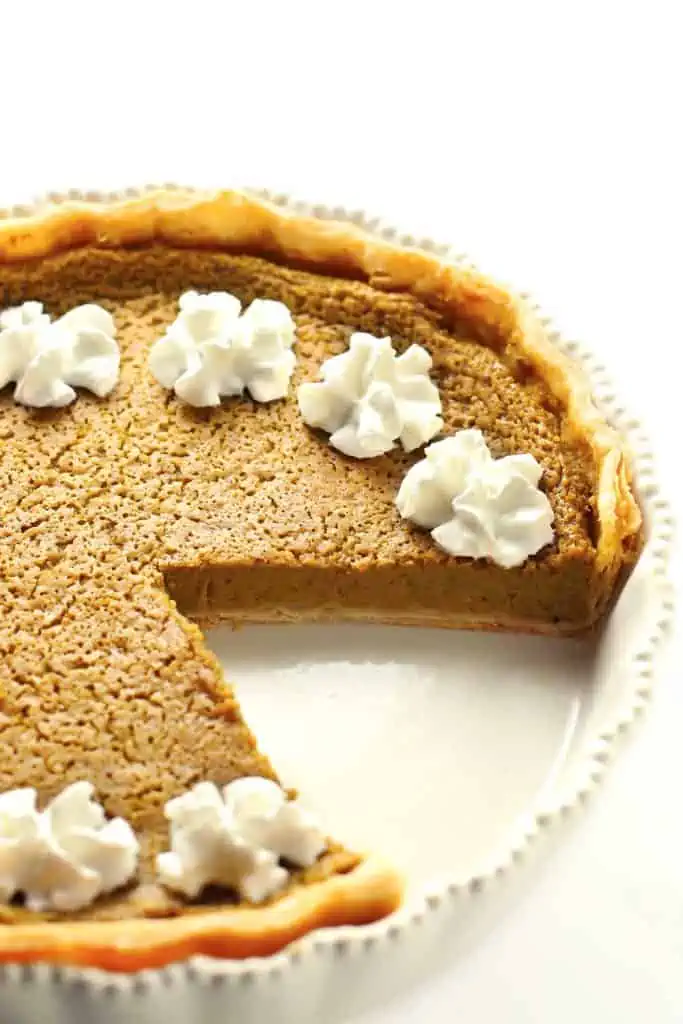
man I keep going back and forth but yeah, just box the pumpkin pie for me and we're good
[0,188,640,970]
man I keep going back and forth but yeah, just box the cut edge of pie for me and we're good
[0,188,641,969]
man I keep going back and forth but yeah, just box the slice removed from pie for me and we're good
[0,188,640,969]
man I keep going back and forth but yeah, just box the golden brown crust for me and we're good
[0,856,402,971]
[0,187,641,593]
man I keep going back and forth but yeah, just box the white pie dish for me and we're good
[0,185,673,1024]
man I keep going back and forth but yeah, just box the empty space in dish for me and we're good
[207,623,591,886]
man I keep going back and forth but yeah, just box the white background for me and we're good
[1,2,681,1021]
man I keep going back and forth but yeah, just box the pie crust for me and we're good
[0,188,640,969]
[0,855,400,971]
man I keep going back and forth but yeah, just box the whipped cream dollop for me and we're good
[149,291,297,407]
[157,778,327,904]
[396,429,554,568]
[297,333,443,458]
[0,782,139,912]
[0,302,119,408]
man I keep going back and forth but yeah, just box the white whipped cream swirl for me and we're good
[396,429,555,568]
[0,302,119,408]
[149,291,297,407]
[0,782,139,912]
[157,778,326,904]
[297,333,443,458]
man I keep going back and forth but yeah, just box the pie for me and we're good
[0,188,641,971]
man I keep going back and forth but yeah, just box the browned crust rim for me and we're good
[0,856,402,971]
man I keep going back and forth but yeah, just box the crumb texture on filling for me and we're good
[0,248,595,921]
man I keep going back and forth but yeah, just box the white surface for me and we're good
[209,625,585,883]
[1,2,681,1021]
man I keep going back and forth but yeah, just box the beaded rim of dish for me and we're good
[0,184,674,995]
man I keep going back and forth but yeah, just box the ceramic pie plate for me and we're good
[0,186,674,1024]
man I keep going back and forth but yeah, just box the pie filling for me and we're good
[1,245,602,929]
